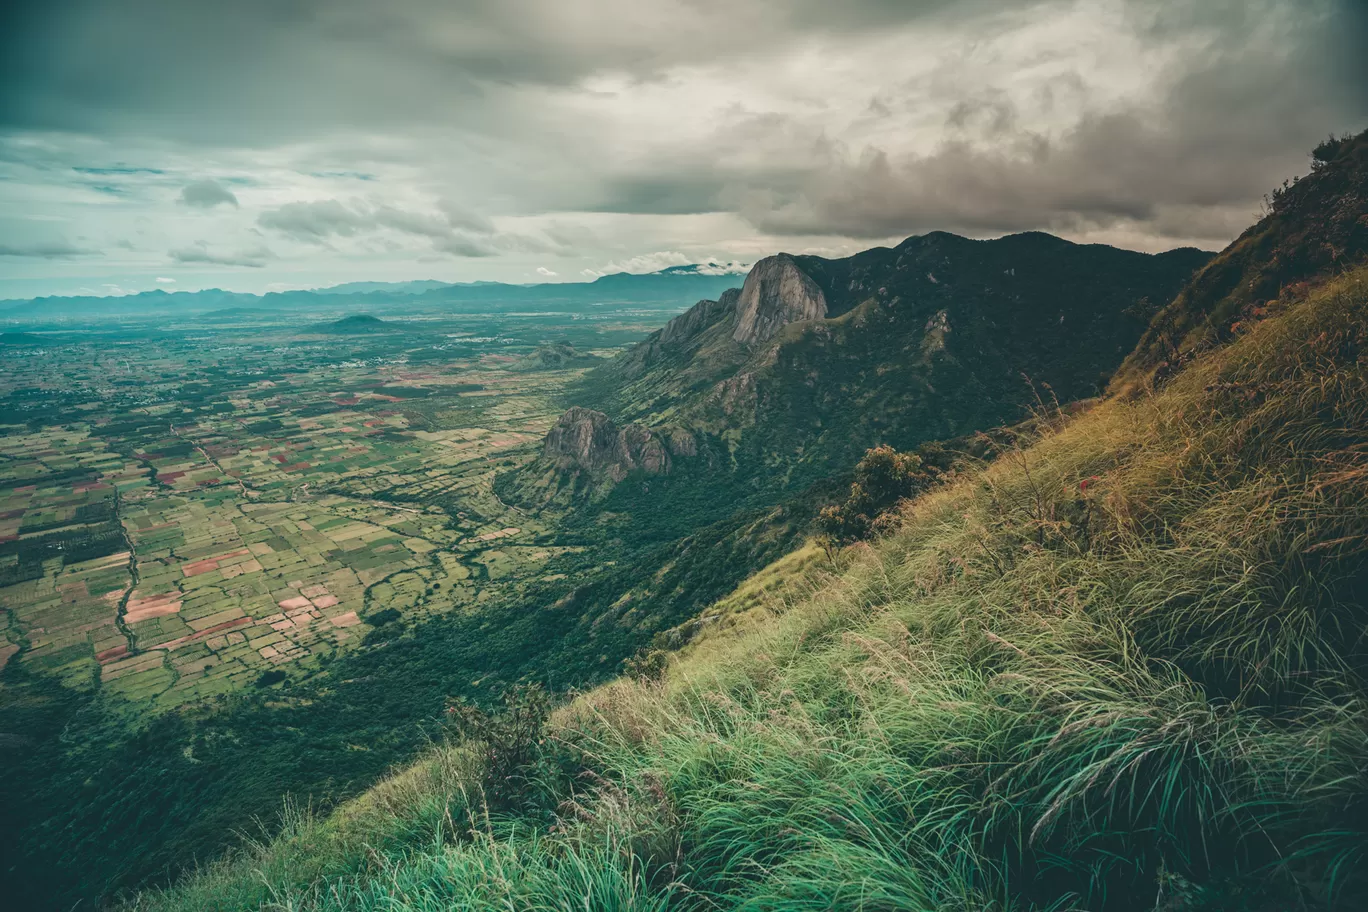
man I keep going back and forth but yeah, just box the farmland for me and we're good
[0,305,663,715]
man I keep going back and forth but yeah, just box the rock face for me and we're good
[541,407,692,483]
[660,289,739,347]
[732,254,828,347]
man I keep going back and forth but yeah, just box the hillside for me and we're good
[508,341,601,372]
[1116,128,1368,389]
[130,259,1368,912]
[314,313,403,334]
[555,232,1210,504]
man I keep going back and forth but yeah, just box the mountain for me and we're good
[312,279,453,295]
[314,313,402,334]
[1117,128,1368,389]
[655,260,750,277]
[133,152,1368,912]
[0,268,742,322]
[542,231,1211,505]
[508,341,601,372]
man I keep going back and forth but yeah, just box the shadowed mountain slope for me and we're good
[546,231,1210,505]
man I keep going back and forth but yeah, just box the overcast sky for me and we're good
[0,0,1364,299]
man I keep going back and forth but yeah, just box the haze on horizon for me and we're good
[0,0,1364,299]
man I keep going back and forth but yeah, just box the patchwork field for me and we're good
[0,308,646,713]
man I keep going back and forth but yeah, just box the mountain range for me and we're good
[511,231,1212,507]
[0,268,746,322]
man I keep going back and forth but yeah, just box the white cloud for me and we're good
[168,240,274,268]
[535,266,557,276]
[155,276,175,284]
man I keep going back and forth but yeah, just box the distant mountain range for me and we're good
[0,267,746,323]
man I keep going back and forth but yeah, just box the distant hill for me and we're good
[0,330,45,345]
[312,279,453,295]
[508,342,600,372]
[0,267,742,323]
[314,314,402,334]
[517,231,1210,505]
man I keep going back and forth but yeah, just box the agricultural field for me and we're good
[0,306,659,715]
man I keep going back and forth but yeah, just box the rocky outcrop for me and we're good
[732,254,828,347]
[660,288,740,347]
[541,407,694,483]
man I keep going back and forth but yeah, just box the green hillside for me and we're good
[1116,130,1368,390]
[130,260,1368,912]
[126,136,1368,911]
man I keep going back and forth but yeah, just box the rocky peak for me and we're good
[732,254,828,347]
[541,407,692,483]
[659,287,740,347]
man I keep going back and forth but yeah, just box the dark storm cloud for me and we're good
[179,179,239,208]
[0,0,1002,144]
[586,0,1368,243]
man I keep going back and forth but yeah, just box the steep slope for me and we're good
[1116,127,1368,389]
[570,231,1210,498]
[131,263,1368,912]
[508,407,700,503]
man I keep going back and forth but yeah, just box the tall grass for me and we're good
[132,270,1368,911]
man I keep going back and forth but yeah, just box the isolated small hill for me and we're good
[0,330,44,345]
[508,341,600,372]
[314,314,402,334]
[1117,127,1368,389]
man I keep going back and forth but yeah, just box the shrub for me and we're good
[444,684,558,812]
[818,444,939,543]
[254,670,287,688]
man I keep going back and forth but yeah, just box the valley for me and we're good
[4,129,1367,912]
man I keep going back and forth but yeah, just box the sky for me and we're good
[0,0,1364,299]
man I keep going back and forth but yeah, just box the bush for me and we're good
[366,608,401,627]
[818,444,939,543]
[444,684,558,812]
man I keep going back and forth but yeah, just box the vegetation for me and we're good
[1119,127,1368,389]
[127,262,1368,911]
[817,443,946,544]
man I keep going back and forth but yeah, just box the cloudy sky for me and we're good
[0,0,1364,299]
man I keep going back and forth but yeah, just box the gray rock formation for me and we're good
[542,407,693,482]
[732,254,828,347]
[660,288,740,347]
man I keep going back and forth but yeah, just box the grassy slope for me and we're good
[1115,129,1368,391]
[133,268,1368,911]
